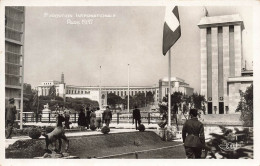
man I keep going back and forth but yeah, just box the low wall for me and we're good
[6,131,180,159]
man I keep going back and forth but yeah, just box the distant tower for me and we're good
[61,72,64,84]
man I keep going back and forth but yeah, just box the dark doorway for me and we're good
[208,102,212,114]
[219,102,224,114]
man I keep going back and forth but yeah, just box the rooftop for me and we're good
[198,14,244,29]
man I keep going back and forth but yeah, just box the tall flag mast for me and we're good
[162,5,181,126]
[127,64,130,113]
[99,66,102,109]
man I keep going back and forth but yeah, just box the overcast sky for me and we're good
[24,6,253,92]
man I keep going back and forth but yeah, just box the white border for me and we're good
[0,1,260,166]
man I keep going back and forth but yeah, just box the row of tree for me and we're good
[159,92,206,115]
[107,91,154,110]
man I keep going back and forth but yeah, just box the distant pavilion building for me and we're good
[36,74,194,107]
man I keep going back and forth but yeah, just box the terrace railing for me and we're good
[22,112,164,125]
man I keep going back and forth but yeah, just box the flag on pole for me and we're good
[162,6,181,55]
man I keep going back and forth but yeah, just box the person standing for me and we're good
[5,98,17,139]
[85,107,91,129]
[63,106,71,129]
[182,109,205,159]
[95,107,103,131]
[132,106,141,130]
[103,106,112,127]
[78,109,86,131]
[90,109,96,128]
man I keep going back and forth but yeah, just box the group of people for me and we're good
[52,105,71,129]
[78,106,112,131]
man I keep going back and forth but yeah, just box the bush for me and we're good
[138,124,145,132]
[236,84,253,127]
[45,126,55,134]
[90,125,96,131]
[28,127,42,139]
[101,126,110,134]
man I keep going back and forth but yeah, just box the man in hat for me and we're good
[5,98,17,139]
[182,109,205,158]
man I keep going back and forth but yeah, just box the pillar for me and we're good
[211,27,219,114]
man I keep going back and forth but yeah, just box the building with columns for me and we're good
[158,77,194,102]
[36,74,194,107]
[198,14,253,114]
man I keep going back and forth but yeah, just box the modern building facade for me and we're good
[198,14,253,114]
[5,7,25,116]
[37,74,194,106]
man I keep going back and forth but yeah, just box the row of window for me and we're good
[6,28,23,42]
[65,89,155,96]
[6,51,21,65]
[66,90,91,94]
[6,17,23,32]
[5,42,21,54]
[5,7,24,21]
[43,82,53,85]
[5,75,21,86]
[5,63,21,76]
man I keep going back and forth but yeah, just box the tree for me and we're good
[134,92,146,108]
[192,93,205,110]
[49,85,56,99]
[107,93,123,109]
[122,95,134,109]
[146,91,154,105]
[236,84,253,127]
[171,92,183,107]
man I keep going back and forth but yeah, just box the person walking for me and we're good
[78,109,86,131]
[103,106,112,127]
[132,106,141,130]
[5,98,17,139]
[95,107,103,131]
[182,109,205,159]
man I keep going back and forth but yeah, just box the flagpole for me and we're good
[36,90,39,123]
[127,64,130,113]
[99,66,102,109]
[168,49,171,127]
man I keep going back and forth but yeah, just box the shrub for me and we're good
[90,125,96,131]
[138,124,145,132]
[101,126,110,134]
[45,126,55,134]
[28,127,42,139]
[236,84,253,127]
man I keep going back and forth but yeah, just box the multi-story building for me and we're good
[198,14,253,114]
[37,74,194,107]
[5,7,25,117]
[158,77,194,102]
